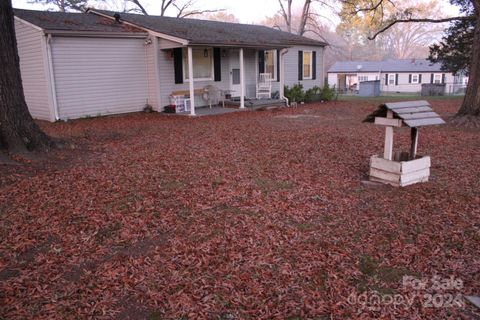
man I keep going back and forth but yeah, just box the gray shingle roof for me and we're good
[14,8,326,48]
[328,59,448,73]
[89,10,327,48]
[14,9,145,33]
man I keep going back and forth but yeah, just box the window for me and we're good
[412,74,419,84]
[434,74,441,84]
[358,75,368,82]
[264,50,277,80]
[183,48,213,81]
[388,74,395,85]
[303,51,312,79]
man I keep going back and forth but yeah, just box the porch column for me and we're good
[239,48,245,109]
[188,47,195,116]
[279,48,285,100]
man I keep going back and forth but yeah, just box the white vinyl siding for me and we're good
[14,19,53,121]
[51,37,148,120]
[271,45,324,93]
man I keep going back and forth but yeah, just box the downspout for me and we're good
[279,48,289,106]
[46,34,59,121]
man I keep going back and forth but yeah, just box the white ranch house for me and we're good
[327,59,468,95]
[14,9,326,121]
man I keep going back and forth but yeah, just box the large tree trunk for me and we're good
[0,0,52,153]
[456,7,480,117]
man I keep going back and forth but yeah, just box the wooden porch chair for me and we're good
[256,73,273,99]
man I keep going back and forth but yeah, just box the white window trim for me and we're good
[388,74,395,85]
[412,74,419,84]
[303,50,313,80]
[182,48,214,82]
[434,74,442,84]
[264,50,278,81]
[358,75,368,82]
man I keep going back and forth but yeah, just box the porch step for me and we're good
[226,98,286,108]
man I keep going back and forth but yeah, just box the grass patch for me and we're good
[338,94,464,102]
[254,178,294,193]
[356,255,416,293]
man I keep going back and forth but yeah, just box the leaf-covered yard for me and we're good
[1,99,479,319]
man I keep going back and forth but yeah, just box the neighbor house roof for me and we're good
[328,59,447,73]
[14,9,145,34]
[88,9,327,48]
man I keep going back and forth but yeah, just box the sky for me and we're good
[12,0,286,23]
[12,0,460,27]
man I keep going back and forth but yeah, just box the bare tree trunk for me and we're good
[456,15,480,117]
[278,0,292,33]
[298,0,312,36]
[0,0,52,153]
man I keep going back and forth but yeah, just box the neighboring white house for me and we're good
[14,9,326,121]
[327,59,468,95]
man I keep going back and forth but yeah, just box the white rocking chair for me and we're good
[256,73,273,99]
[202,85,225,108]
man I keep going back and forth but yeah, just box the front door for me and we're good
[229,50,241,98]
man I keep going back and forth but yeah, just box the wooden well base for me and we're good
[369,155,431,187]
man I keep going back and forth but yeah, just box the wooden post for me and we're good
[188,47,195,116]
[383,110,394,160]
[410,127,418,160]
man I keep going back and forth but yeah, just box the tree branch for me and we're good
[178,8,225,18]
[369,15,475,40]
[129,0,148,15]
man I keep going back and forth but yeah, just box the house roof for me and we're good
[14,9,145,34]
[328,59,447,73]
[88,10,327,48]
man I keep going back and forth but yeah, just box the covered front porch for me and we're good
[173,99,287,116]
[159,41,289,116]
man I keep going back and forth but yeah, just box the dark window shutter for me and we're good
[298,50,303,80]
[408,74,412,83]
[419,74,422,83]
[442,74,446,84]
[258,50,265,74]
[430,73,434,83]
[213,48,221,82]
[276,50,280,82]
[385,73,389,85]
[395,74,399,85]
[173,48,183,84]
[312,51,317,80]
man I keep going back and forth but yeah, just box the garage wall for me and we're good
[14,19,54,121]
[51,37,148,120]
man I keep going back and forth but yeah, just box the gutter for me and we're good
[43,30,148,38]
